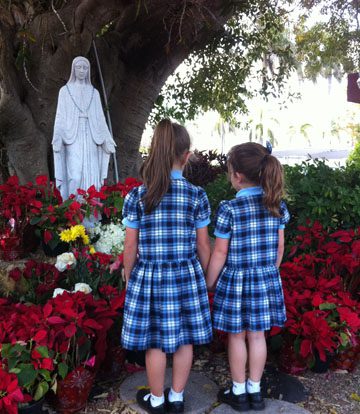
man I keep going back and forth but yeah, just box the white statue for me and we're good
[52,56,116,200]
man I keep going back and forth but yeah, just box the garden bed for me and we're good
[47,346,360,414]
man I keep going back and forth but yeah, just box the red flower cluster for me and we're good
[99,178,142,221]
[8,260,62,304]
[278,222,360,363]
[0,176,40,238]
[0,291,122,376]
[0,367,24,414]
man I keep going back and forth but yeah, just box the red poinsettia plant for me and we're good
[0,176,41,235]
[0,366,25,414]
[99,178,142,222]
[276,222,360,366]
[8,260,63,305]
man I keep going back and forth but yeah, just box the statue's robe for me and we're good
[52,84,116,200]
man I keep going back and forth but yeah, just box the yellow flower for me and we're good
[60,228,74,243]
[60,225,89,245]
[89,245,96,254]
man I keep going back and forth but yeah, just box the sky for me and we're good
[142,73,359,164]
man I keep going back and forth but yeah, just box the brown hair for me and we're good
[227,142,284,217]
[140,119,191,213]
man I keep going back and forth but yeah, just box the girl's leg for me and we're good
[217,332,250,411]
[172,344,193,392]
[146,348,167,396]
[246,331,266,382]
[228,332,247,383]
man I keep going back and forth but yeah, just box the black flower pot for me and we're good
[19,398,45,414]
[311,350,334,373]
[41,240,69,257]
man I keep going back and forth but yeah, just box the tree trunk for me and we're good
[0,0,237,183]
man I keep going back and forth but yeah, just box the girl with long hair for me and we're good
[207,142,290,412]
[121,119,212,414]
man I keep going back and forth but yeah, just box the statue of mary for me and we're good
[52,56,116,200]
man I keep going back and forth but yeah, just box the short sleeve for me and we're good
[214,201,232,239]
[122,187,141,229]
[195,187,211,228]
[279,201,290,229]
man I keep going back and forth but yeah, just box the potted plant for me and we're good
[45,290,121,412]
[1,342,56,412]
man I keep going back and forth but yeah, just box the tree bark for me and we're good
[0,0,238,183]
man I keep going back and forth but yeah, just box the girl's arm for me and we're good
[196,226,211,272]
[276,229,285,268]
[206,237,229,290]
[123,227,139,288]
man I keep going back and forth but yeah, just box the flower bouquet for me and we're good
[55,224,124,293]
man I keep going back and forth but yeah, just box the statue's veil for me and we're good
[67,56,91,84]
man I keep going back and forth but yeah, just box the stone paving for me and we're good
[119,368,311,413]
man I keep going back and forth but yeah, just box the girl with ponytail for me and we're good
[207,142,290,412]
[121,119,212,414]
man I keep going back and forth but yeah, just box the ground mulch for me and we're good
[65,345,360,414]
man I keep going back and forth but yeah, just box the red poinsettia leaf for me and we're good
[35,175,48,186]
[299,339,312,359]
[43,303,52,318]
[47,316,66,324]
[33,330,47,343]
[43,229,53,244]
[83,318,103,330]
[64,324,77,338]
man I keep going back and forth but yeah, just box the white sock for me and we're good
[169,387,184,402]
[247,379,261,394]
[149,393,164,407]
[232,381,246,395]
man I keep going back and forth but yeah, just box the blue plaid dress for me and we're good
[212,186,290,333]
[121,170,213,353]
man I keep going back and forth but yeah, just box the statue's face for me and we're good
[74,60,89,81]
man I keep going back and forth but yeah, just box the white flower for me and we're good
[53,288,68,298]
[74,283,92,294]
[88,222,125,256]
[55,252,77,272]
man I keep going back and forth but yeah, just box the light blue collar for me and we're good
[171,170,184,179]
[236,186,263,198]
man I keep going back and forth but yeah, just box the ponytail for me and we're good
[140,119,190,213]
[260,155,284,217]
[227,142,284,217]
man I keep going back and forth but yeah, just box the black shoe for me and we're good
[217,388,250,412]
[136,389,165,414]
[164,388,185,413]
[248,392,265,410]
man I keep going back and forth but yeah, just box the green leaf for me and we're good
[34,381,49,401]
[319,303,337,310]
[35,346,49,358]
[17,364,37,387]
[30,216,41,225]
[58,362,68,380]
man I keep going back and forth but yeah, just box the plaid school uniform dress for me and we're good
[121,170,213,353]
[212,186,290,333]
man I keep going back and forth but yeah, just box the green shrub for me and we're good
[204,159,360,243]
[347,141,360,168]
[284,159,360,240]
[205,173,234,235]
